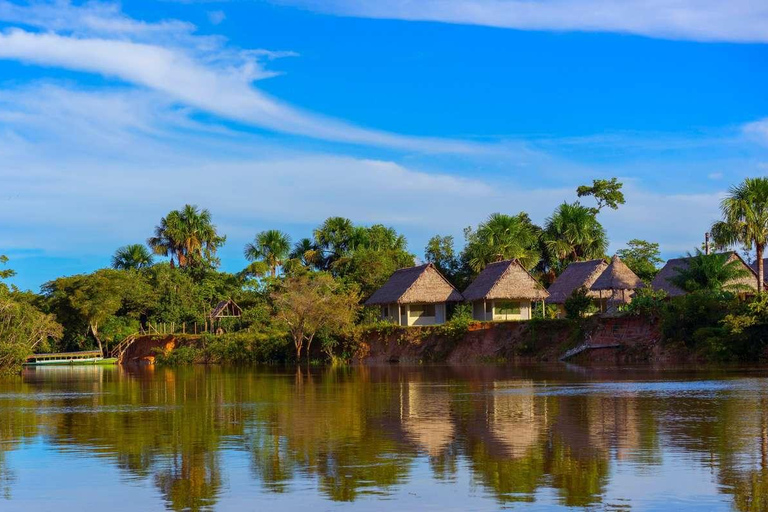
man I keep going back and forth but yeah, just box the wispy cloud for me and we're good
[0,83,729,288]
[272,0,768,43]
[0,1,483,153]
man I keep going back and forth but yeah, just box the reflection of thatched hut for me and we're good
[366,263,463,326]
[652,252,759,297]
[463,260,549,321]
[590,255,644,309]
[545,259,608,318]
[489,381,540,458]
[401,382,455,457]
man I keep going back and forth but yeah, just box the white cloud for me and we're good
[207,10,226,25]
[743,118,768,145]
[708,172,723,180]
[0,84,728,284]
[0,1,483,154]
[272,0,768,43]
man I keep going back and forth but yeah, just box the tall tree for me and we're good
[543,203,608,269]
[616,239,663,282]
[112,244,154,270]
[244,230,292,278]
[669,250,751,294]
[289,238,321,269]
[577,178,625,213]
[272,273,359,361]
[312,217,356,269]
[425,235,458,280]
[148,205,226,269]
[0,255,14,281]
[711,177,768,293]
[462,213,541,272]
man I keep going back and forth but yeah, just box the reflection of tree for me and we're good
[155,450,221,511]
[5,365,767,511]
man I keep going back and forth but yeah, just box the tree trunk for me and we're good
[758,243,765,294]
[294,333,303,362]
[90,323,104,356]
[306,332,316,363]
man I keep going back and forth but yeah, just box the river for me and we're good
[0,364,766,511]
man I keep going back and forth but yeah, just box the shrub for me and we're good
[621,288,668,317]
[564,287,597,319]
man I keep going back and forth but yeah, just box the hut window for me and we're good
[381,306,389,319]
[495,301,521,318]
[409,304,436,318]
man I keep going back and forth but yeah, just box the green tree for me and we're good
[289,238,321,269]
[543,203,608,270]
[711,177,768,293]
[0,295,62,374]
[148,205,226,269]
[244,230,292,278]
[669,250,751,294]
[462,213,541,272]
[425,235,458,281]
[112,244,154,270]
[616,239,663,282]
[564,287,597,319]
[0,255,15,281]
[272,273,359,361]
[576,178,625,213]
[313,217,356,269]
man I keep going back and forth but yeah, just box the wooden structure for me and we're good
[25,350,112,366]
[209,299,242,333]
[590,255,644,311]
[366,263,463,326]
[545,259,609,318]
[462,259,549,321]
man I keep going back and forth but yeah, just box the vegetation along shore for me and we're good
[4,176,768,374]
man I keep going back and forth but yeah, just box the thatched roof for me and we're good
[210,299,242,319]
[590,255,645,291]
[652,252,759,297]
[545,259,608,304]
[462,259,549,302]
[365,263,463,305]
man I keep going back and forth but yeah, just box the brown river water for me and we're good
[1,364,767,511]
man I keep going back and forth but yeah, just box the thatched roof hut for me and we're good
[545,259,608,304]
[652,252,759,297]
[591,255,644,292]
[209,299,242,319]
[463,259,549,302]
[365,263,463,306]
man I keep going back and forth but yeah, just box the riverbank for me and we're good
[125,315,728,366]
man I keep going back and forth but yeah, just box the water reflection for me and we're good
[0,365,767,510]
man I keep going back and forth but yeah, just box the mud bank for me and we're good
[354,316,666,365]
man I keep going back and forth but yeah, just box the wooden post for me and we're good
[194,322,197,334]
[483,300,487,321]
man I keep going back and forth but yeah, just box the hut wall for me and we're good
[472,300,532,321]
[405,303,446,326]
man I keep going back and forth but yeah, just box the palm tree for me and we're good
[543,202,608,268]
[289,238,321,268]
[112,244,154,270]
[148,205,226,268]
[711,177,768,293]
[669,250,751,294]
[463,213,541,272]
[313,217,355,269]
[244,230,292,277]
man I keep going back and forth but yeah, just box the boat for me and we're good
[24,350,117,366]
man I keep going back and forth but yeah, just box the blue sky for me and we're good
[1,0,768,290]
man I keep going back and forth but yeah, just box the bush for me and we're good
[564,287,597,319]
[621,288,668,317]
[661,291,737,348]
[154,346,201,366]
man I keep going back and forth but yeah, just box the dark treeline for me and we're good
[3,176,768,370]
